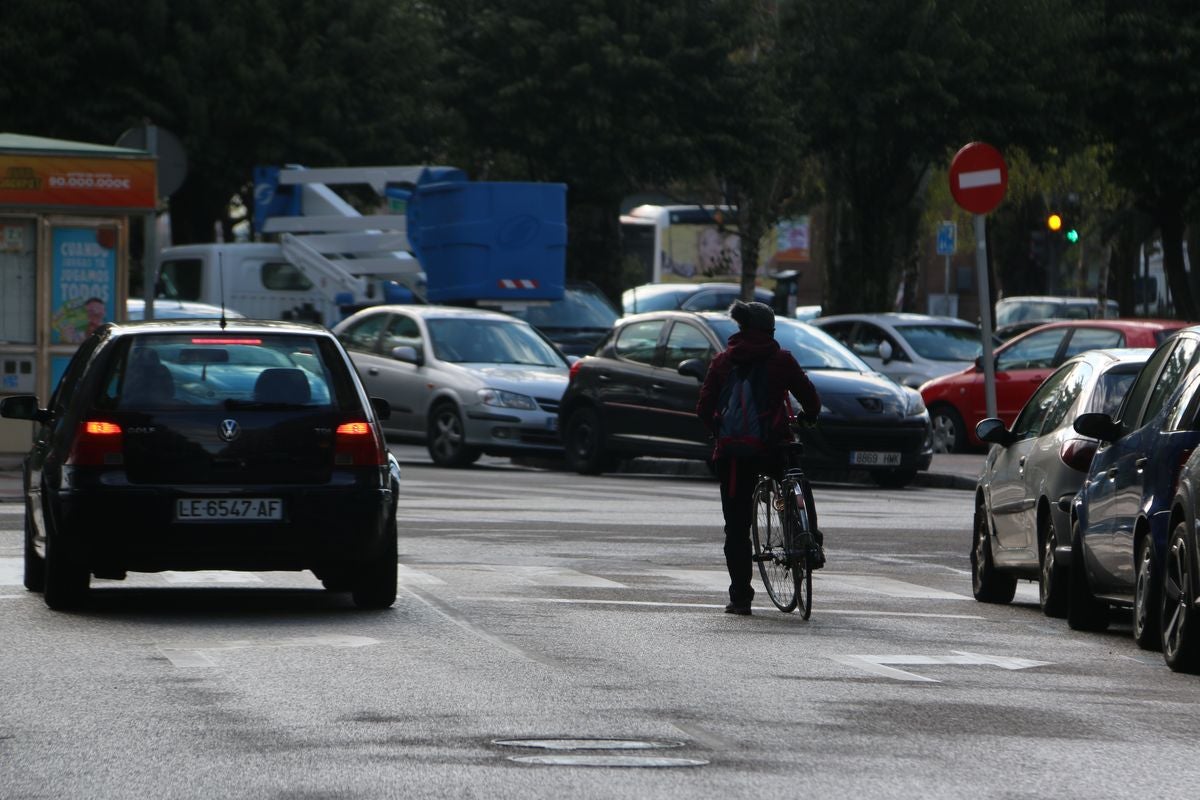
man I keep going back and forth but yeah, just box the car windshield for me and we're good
[100,333,342,410]
[708,317,870,371]
[898,324,982,361]
[507,286,619,328]
[622,286,690,314]
[427,317,566,366]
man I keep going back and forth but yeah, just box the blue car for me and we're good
[1070,325,1200,647]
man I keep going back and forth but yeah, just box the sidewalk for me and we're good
[0,452,985,503]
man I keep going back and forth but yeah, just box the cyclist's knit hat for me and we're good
[729,300,775,332]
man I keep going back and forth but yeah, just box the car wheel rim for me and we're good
[1164,535,1190,660]
[1041,523,1056,603]
[932,414,956,453]
[1135,544,1152,636]
[972,513,987,592]
[432,411,463,459]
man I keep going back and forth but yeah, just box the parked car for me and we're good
[994,295,1121,341]
[812,312,982,388]
[496,281,620,356]
[0,319,401,610]
[1068,326,1200,647]
[559,311,933,487]
[920,318,1187,453]
[621,282,774,315]
[969,348,1151,616]
[332,305,570,467]
[126,298,246,320]
[1162,447,1200,672]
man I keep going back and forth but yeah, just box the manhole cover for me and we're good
[509,754,708,768]
[494,738,685,751]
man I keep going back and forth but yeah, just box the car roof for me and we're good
[339,304,525,323]
[997,295,1116,305]
[106,318,332,336]
[814,312,976,327]
[1011,318,1186,336]
[1061,347,1155,367]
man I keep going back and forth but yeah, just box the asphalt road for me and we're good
[0,446,1195,799]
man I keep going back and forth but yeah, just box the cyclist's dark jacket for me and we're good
[696,328,821,455]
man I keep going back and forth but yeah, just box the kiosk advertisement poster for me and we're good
[50,226,115,345]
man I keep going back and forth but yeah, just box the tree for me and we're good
[782,0,1090,313]
[435,0,752,302]
[1090,0,1200,320]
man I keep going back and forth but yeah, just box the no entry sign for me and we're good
[949,142,1007,215]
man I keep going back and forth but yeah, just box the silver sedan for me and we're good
[333,305,570,467]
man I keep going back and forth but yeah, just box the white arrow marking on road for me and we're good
[958,168,1002,189]
[831,651,1051,683]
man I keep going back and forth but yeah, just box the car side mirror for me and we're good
[370,396,391,421]
[878,340,893,364]
[975,418,1015,446]
[1073,412,1120,442]
[392,345,424,366]
[678,358,707,381]
[0,395,51,424]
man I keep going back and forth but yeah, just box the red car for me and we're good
[921,318,1187,452]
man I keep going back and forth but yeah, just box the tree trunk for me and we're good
[1158,205,1195,320]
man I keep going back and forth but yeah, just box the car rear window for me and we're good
[897,324,982,361]
[95,333,358,411]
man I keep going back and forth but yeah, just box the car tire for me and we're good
[351,513,398,610]
[1067,520,1109,632]
[1134,536,1162,650]
[1161,520,1200,673]
[427,402,481,468]
[971,503,1016,603]
[1038,511,1068,618]
[42,520,89,611]
[871,469,916,489]
[564,406,617,475]
[929,404,966,454]
[23,503,45,593]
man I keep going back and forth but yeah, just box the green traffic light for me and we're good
[1066,229,1079,243]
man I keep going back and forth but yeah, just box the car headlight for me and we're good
[903,388,926,417]
[477,388,537,410]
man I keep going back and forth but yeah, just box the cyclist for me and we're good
[696,300,822,616]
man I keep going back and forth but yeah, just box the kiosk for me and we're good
[0,133,156,455]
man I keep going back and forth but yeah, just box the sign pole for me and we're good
[975,214,997,419]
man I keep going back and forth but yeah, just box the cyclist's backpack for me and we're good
[715,361,773,458]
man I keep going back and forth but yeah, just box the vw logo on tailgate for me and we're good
[219,419,241,442]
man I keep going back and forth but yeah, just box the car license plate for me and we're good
[850,451,901,467]
[176,498,283,521]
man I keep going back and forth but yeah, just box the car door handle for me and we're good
[1136,457,1148,470]
[1018,456,1026,467]
[367,367,379,376]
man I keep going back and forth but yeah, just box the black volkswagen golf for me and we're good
[0,319,401,610]
[559,311,934,486]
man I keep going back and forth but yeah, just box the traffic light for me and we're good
[1046,212,1079,244]
[1065,228,1079,244]
[1047,213,1063,232]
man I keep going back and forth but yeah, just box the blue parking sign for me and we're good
[936,221,957,256]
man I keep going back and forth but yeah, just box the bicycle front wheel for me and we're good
[791,506,813,620]
[752,478,798,612]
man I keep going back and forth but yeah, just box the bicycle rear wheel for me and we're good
[752,478,798,612]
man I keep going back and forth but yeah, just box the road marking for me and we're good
[402,585,560,668]
[157,634,378,668]
[831,651,1051,682]
[0,558,23,586]
[0,505,24,515]
[398,564,446,586]
[820,574,969,600]
[160,571,264,584]
[466,597,984,619]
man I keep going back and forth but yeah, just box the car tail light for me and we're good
[334,420,386,466]
[1059,438,1097,472]
[67,419,124,466]
[569,359,585,383]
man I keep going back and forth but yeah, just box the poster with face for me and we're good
[50,227,116,344]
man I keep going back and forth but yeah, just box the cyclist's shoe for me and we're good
[724,601,752,616]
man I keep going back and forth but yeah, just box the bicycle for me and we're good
[750,438,817,618]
